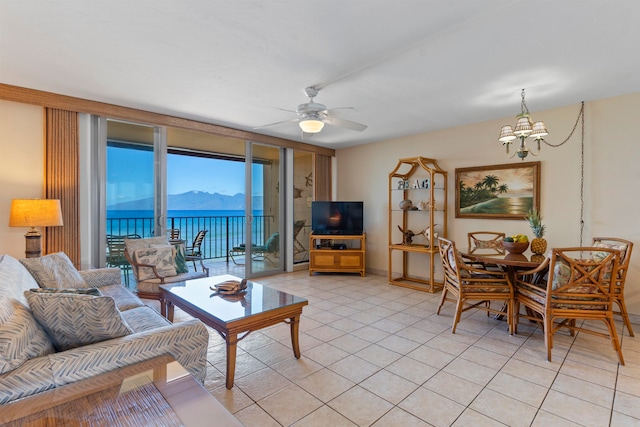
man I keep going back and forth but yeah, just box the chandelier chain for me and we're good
[579,102,585,246]
[541,102,585,148]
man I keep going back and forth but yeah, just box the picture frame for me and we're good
[455,161,540,219]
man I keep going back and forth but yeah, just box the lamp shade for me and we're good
[299,119,325,133]
[530,121,548,139]
[513,116,533,136]
[498,125,516,143]
[9,199,63,228]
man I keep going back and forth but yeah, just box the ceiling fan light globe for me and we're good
[299,119,324,133]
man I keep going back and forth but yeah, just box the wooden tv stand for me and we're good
[309,233,365,276]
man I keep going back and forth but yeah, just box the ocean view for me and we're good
[107,209,262,219]
[107,209,270,258]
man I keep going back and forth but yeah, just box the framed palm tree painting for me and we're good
[455,161,540,219]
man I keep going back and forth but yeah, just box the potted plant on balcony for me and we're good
[525,208,547,255]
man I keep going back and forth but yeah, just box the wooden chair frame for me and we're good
[124,237,209,315]
[106,233,141,288]
[592,237,634,336]
[514,247,624,364]
[467,231,506,255]
[437,237,514,334]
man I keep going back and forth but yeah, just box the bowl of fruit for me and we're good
[502,235,529,254]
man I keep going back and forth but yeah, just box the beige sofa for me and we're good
[0,254,209,405]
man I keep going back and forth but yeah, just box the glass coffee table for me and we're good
[160,275,308,389]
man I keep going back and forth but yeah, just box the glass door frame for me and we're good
[95,117,167,268]
[245,141,285,278]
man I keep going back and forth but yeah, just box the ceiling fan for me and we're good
[255,87,367,134]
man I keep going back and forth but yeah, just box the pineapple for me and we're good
[525,209,547,255]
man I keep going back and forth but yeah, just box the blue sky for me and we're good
[107,146,260,206]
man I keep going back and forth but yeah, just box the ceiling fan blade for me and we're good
[325,107,355,114]
[322,116,367,132]
[253,118,299,130]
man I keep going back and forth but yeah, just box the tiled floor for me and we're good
[164,263,640,426]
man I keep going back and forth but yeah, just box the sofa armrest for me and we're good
[48,319,208,387]
[79,268,122,288]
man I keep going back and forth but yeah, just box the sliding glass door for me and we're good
[246,142,284,277]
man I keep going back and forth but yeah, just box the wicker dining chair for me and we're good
[436,237,514,334]
[514,246,624,364]
[467,231,506,255]
[592,237,634,336]
[467,231,506,271]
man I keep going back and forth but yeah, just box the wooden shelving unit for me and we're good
[309,234,365,276]
[388,157,447,292]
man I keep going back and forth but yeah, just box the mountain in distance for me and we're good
[108,191,263,210]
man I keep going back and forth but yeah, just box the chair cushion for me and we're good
[173,244,189,274]
[446,245,470,278]
[594,241,628,263]
[124,236,170,253]
[0,296,54,374]
[133,247,177,280]
[265,233,280,252]
[551,254,615,292]
[24,290,134,351]
[19,252,88,289]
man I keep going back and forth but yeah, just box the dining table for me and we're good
[460,250,548,320]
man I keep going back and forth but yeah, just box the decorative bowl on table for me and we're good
[502,240,529,254]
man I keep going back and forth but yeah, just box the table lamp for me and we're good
[9,199,63,258]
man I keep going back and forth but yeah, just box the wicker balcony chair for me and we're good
[185,229,208,271]
[124,236,209,316]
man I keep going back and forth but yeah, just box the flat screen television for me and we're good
[311,201,364,235]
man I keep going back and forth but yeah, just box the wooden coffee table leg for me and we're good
[226,333,238,389]
[165,300,175,322]
[290,314,302,358]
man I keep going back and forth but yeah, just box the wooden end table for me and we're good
[160,275,308,389]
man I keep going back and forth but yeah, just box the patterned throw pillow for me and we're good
[0,296,54,374]
[24,291,133,351]
[19,252,88,289]
[173,244,189,274]
[133,246,177,280]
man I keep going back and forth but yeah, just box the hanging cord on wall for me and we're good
[579,102,585,246]
[542,102,586,245]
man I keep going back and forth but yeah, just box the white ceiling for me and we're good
[2,1,640,149]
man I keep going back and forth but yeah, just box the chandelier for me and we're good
[498,89,548,160]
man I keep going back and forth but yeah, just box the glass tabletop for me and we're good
[161,275,308,323]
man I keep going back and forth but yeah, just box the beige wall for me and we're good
[336,91,640,315]
[0,100,44,259]
[2,93,639,315]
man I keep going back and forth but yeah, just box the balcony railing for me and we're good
[106,214,274,262]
